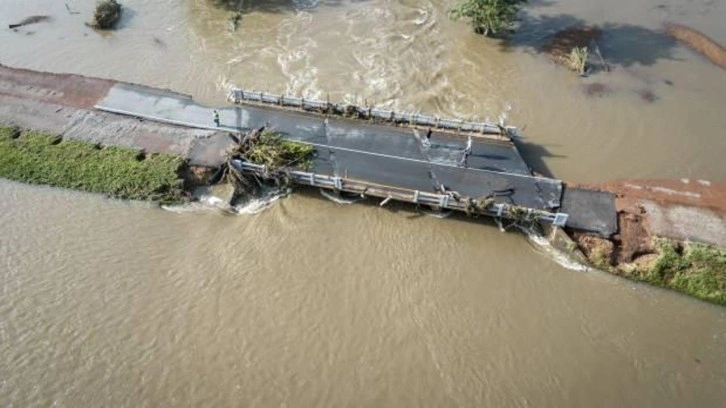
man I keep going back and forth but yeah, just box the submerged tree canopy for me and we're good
[90,0,122,29]
[449,0,528,36]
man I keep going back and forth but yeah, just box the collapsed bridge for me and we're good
[94,83,616,236]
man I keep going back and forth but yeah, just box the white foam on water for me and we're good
[232,188,288,215]
[320,189,364,205]
[162,185,288,215]
[498,102,512,126]
[520,226,591,272]
[161,191,233,214]
[421,209,452,219]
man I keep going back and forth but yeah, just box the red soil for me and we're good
[570,179,726,265]
[0,64,114,109]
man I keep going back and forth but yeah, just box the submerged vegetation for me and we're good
[89,0,122,29]
[543,26,606,75]
[206,0,244,31]
[449,0,528,36]
[228,12,242,32]
[0,126,186,204]
[567,46,589,75]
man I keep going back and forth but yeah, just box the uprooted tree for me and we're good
[449,0,528,36]
[219,127,314,201]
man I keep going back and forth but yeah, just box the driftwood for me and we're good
[665,23,726,70]
[66,3,81,15]
[9,15,51,29]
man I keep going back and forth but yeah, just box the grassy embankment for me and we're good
[0,126,186,204]
[618,240,726,306]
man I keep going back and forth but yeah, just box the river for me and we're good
[1,0,726,406]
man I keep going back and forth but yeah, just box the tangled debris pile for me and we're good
[89,0,122,29]
[234,128,313,170]
[216,127,314,202]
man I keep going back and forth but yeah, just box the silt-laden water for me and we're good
[1,0,726,406]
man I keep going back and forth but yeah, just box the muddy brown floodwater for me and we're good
[1,0,726,407]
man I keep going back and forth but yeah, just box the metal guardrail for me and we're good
[231,160,568,227]
[227,88,510,136]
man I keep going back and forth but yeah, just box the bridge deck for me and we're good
[95,83,562,210]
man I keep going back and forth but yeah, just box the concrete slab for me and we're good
[641,201,726,248]
[96,83,532,174]
[560,187,618,237]
[310,147,562,210]
[95,83,563,211]
[187,132,236,167]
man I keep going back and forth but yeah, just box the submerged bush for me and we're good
[90,0,122,29]
[449,0,528,36]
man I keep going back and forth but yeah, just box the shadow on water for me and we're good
[113,6,137,30]
[527,0,559,8]
[512,137,565,179]
[502,12,680,67]
[291,185,515,232]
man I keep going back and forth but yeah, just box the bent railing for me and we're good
[227,88,512,137]
[230,160,568,227]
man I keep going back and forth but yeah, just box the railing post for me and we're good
[553,213,569,227]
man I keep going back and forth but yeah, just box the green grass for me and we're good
[245,130,315,170]
[0,126,186,204]
[589,248,612,271]
[635,239,726,306]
